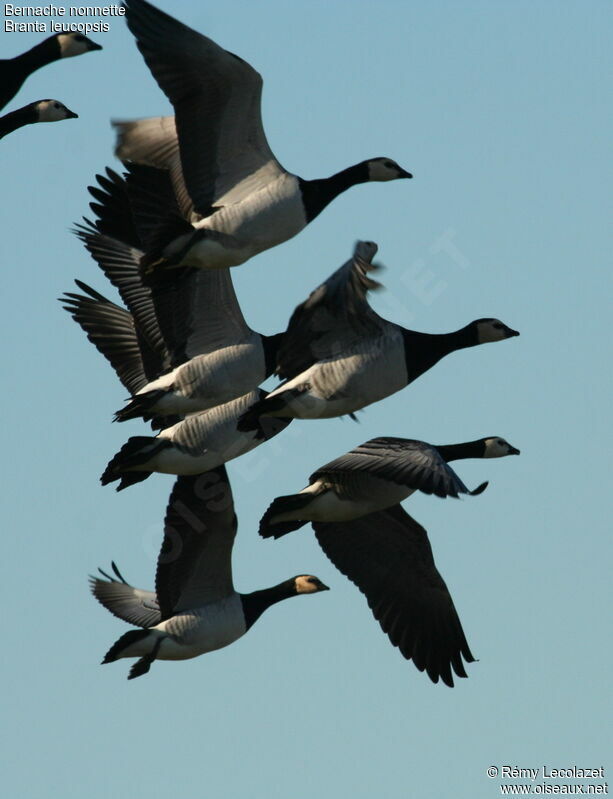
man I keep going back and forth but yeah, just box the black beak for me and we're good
[66,109,79,119]
[318,582,330,591]
[507,328,520,337]
[88,41,103,51]
[399,168,413,179]
[509,446,520,455]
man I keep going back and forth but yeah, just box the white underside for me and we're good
[138,430,263,475]
[127,391,281,476]
[164,173,307,269]
[271,479,415,524]
[265,333,408,419]
[118,594,247,662]
[135,341,266,416]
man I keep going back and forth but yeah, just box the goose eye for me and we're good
[384,160,395,169]
[493,322,503,329]
[74,35,86,41]
[497,439,505,446]
[54,102,61,109]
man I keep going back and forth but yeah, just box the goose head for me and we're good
[366,157,413,181]
[293,575,330,594]
[57,32,103,57]
[472,318,520,343]
[481,437,521,458]
[36,100,79,122]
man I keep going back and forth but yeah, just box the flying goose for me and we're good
[238,242,520,430]
[0,99,77,139]
[115,0,411,275]
[0,32,101,111]
[311,504,476,686]
[92,467,329,679]
[101,389,292,491]
[260,435,520,537]
[74,166,285,424]
[60,281,292,490]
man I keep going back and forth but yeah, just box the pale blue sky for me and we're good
[1,2,610,798]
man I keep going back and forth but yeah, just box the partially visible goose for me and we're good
[311,505,476,687]
[92,467,329,679]
[0,99,77,138]
[60,282,291,490]
[75,167,285,424]
[115,0,411,275]
[260,435,520,537]
[0,32,101,111]
[238,242,519,430]
[101,389,292,491]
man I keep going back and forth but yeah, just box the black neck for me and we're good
[261,332,284,377]
[298,161,370,223]
[436,439,487,462]
[0,105,36,138]
[14,36,61,73]
[241,580,297,630]
[401,325,477,382]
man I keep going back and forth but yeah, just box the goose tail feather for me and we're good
[259,494,312,539]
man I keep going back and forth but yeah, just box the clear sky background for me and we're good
[1,2,610,797]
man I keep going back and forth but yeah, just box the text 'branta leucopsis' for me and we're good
[92,467,328,679]
[260,435,520,537]
[115,0,412,276]
[238,242,519,430]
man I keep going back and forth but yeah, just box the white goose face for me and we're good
[475,318,520,343]
[36,100,78,123]
[294,575,329,594]
[483,437,521,458]
[367,157,413,182]
[57,33,102,57]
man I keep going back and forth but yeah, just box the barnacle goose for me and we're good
[92,467,328,679]
[238,242,519,429]
[260,436,520,537]
[72,166,284,425]
[114,0,412,276]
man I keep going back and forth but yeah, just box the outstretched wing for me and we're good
[122,0,284,217]
[277,241,385,380]
[312,505,475,687]
[74,221,168,371]
[114,116,196,222]
[90,562,161,628]
[60,280,157,392]
[155,468,237,619]
[147,266,255,369]
[311,437,471,499]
